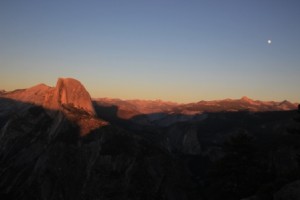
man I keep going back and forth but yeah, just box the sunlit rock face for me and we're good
[1,78,104,136]
[43,78,104,135]
[44,78,96,116]
[1,78,96,117]
[1,83,51,105]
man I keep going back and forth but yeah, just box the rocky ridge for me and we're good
[1,78,107,136]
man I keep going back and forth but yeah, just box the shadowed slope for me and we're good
[0,98,190,200]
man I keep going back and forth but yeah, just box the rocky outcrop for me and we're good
[165,124,202,155]
[1,78,104,135]
[44,78,96,116]
[1,78,96,117]
[182,128,201,155]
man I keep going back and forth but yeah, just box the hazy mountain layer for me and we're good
[93,97,297,128]
[95,96,297,118]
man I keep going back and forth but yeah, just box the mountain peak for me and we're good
[280,100,290,104]
[240,96,255,104]
[241,96,252,101]
[1,77,105,135]
[44,77,96,116]
[1,78,96,117]
[47,78,106,136]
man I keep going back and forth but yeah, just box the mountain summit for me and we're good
[1,78,106,136]
[2,77,96,117]
[44,78,96,116]
[240,96,253,102]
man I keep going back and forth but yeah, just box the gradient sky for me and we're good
[1,0,300,103]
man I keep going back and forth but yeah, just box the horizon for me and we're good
[1,1,300,103]
[1,77,298,104]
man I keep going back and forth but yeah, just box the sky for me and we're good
[1,0,300,103]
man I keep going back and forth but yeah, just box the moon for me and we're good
[267,39,272,44]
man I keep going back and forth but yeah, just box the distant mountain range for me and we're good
[1,78,300,200]
[2,80,297,129]
[2,81,297,118]
[94,96,298,119]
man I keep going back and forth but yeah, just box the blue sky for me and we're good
[1,0,300,102]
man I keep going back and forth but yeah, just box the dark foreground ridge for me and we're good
[1,78,300,200]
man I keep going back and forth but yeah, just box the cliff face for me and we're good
[1,78,104,136]
[2,78,96,117]
[44,78,96,116]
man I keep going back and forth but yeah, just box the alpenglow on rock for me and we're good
[1,77,96,116]
[0,78,108,136]
[44,78,96,116]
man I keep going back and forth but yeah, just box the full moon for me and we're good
[268,39,272,44]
